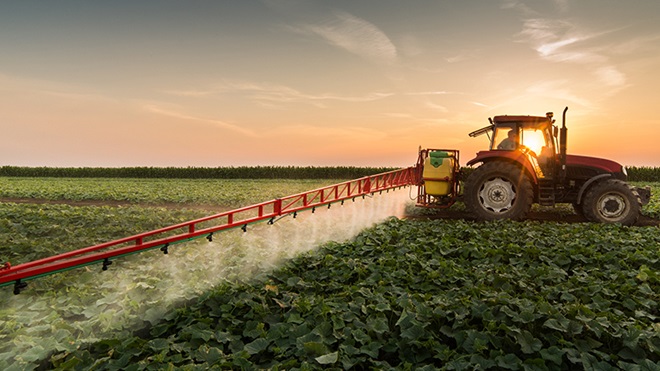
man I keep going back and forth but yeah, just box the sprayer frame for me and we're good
[1,168,417,293]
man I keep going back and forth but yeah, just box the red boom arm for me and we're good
[1,168,417,294]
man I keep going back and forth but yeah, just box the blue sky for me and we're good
[2,0,659,167]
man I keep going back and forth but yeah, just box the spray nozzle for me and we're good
[102,258,112,271]
[161,243,169,255]
[206,233,213,242]
[241,224,248,232]
[13,279,27,295]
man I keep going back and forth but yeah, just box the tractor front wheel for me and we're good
[464,162,533,221]
[582,179,640,226]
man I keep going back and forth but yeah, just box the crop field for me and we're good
[0,176,658,370]
[0,177,342,209]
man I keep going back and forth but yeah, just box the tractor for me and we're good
[416,107,651,225]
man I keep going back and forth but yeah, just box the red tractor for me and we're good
[416,107,651,225]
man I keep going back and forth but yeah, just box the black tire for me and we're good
[464,162,533,221]
[582,179,640,226]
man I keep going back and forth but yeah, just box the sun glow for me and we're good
[522,131,546,155]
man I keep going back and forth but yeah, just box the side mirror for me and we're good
[553,126,559,138]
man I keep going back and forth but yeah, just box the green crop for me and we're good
[627,167,660,182]
[0,203,210,266]
[1,179,658,369]
[0,166,397,179]
[0,177,338,207]
[45,218,659,370]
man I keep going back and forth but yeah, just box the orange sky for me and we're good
[1,1,659,167]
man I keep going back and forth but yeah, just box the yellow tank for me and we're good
[423,151,455,196]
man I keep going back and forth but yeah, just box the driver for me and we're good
[497,130,518,150]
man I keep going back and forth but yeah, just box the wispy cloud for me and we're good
[405,90,454,96]
[166,81,394,108]
[270,123,388,142]
[471,102,490,108]
[500,0,538,16]
[501,0,569,14]
[515,18,628,92]
[294,11,397,64]
[142,103,257,137]
[525,80,593,107]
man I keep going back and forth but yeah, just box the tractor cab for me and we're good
[468,112,558,180]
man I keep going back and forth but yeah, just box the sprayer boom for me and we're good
[1,168,416,294]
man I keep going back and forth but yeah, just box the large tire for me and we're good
[464,162,533,221]
[582,179,640,226]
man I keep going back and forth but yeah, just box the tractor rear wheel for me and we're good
[582,179,640,225]
[464,162,533,221]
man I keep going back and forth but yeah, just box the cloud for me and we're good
[296,11,397,64]
[166,81,394,108]
[525,80,593,107]
[270,123,388,142]
[608,34,660,55]
[500,0,538,16]
[594,66,626,87]
[515,18,627,90]
[142,103,257,137]
[405,90,453,96]
[517,19,610,63]
[501,0,568,14]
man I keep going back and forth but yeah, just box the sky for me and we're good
[1,0,659,168]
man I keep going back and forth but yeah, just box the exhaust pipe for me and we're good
[560,107,568,181]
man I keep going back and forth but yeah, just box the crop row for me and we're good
[0,178,337,208]
[626,166,660,182]
[2,165,659,181]
[0,166,398,179]
[45,218,660,370]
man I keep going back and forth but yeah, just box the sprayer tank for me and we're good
[422,151,455,196]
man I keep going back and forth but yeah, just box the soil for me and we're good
[3,197,659,227]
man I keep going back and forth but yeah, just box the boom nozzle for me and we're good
[102,258,112,271]
[13,279,27,295]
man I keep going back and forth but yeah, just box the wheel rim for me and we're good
[478,177,516,213]
[597,193,628,219]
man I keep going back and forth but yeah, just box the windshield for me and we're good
[491,125,554,156]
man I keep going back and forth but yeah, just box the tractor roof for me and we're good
[492,115,549,123]
[492,115,552,130]
[469,114,554,138]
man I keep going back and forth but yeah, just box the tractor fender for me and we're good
[576,173,611,205]
[466,150,538,183]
